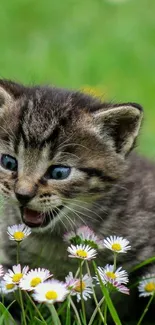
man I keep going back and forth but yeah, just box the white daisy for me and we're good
[64,226,104,249]
[32,279,68,304]
[7,224,31,242]
[95,264,129,285]
[65,272,93,302]
[0,280,18,294]
[0,265,4,277]
[67,244,97,260]
[19,268,52,291]
[4,264,29,284]
[138,275,155,297]
[103,236,131,253]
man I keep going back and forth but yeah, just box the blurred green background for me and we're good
[0,0,155,157]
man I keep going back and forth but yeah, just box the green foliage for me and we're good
[0,0,154,156]
[0,301,16,325]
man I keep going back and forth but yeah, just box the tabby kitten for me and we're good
[0,79,155,322]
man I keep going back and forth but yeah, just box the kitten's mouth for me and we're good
[21,206,64,228]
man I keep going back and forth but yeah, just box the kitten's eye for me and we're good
[0,154,18,172]
[46,165,71,180]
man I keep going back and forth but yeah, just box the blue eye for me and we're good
[46,165,71,180]
[1,154,18,172]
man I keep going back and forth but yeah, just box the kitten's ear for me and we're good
[0,80,24,114]
[0,79,24,99]
[92,103,143,156]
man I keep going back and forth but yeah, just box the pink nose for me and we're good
[14,182,37,205]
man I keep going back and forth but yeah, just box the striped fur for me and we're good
[0,80,154,322]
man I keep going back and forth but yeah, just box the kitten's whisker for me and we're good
[0,123,17,141]
[56,151,79,161]
[49,209,57,232]
[62,198,105,221]
[62,204,88,227]
[53,207,69,232]
[56,133,76,151]
[63,197,108,212]
[57,142,91,152]
[55,206,76,230]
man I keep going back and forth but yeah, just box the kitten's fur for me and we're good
[0,80,155,322]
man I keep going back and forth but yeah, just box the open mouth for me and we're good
[20,206,64,228]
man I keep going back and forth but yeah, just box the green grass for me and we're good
[0,0,155,157]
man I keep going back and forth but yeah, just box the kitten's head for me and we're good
[0,80,143,231]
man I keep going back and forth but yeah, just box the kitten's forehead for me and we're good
[18,87,74,149]
[18,140,50,177]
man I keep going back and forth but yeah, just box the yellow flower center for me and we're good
[12,273,23,283]
[6,283,15,290]
[45,290,58,300]
[74,281,86,292]
[106,271,116,279]
[13,231,25,241]
[30,277,42,287]
[145,282,155,292]
[111,243,122,251]
[76,249,88,258]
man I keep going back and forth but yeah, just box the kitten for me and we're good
[0,79,154,322]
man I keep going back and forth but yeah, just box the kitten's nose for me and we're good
[15,182,37,206]
[15,191,35,205]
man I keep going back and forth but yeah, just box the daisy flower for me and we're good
[64,226,104,249]
[4,264,29,284]
[65,272,93,302]
[0,280,18,294]
[116,284,130,295]
[64,230,77,244]
[103,236,131,253]
[95,264,129,285]
[67,244,97,260]
[7,224,31,242]
[65,272,78,290]
[19,268,52,291]
[138,275,155,297]
[95,265,129,295]
[0,265,4,277]
[32,279,68,304]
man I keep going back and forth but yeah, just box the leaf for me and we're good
[34,317,47,325]
[130,256,155,273]
[0,301,16,325]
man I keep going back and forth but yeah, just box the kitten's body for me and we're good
[0,80,154,322]
[2,153,155,274]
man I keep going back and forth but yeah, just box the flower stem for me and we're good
[18,288,27,325]
[88,296,105,325]
[104,303,107,325]
[79,260,87,325]
[75,260,84,278]
[16,242,20,264]
[1,293,4,305]
[86,261,105,324]
[65,298,71,325]
[69,296,82,325]
[137,294,154,325]
[113,253,117,272]
[24,291,47,324]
